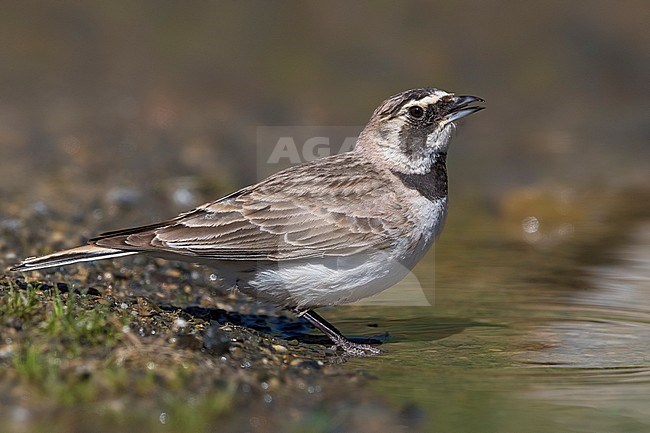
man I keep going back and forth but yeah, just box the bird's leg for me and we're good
[291,308,382,356]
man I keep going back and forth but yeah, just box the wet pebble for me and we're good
[202,322,231,356]
[272,344,288,353]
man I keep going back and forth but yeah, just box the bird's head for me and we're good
[357,88,484,174]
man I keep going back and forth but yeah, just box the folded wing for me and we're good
[92,154,405,261]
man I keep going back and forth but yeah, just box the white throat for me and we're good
[362,123,454,175]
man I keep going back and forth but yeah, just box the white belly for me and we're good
[239,197,447,308]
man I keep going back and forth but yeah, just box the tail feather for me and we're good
[10,245,137,272]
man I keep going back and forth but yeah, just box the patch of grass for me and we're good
[13,343,51,383]
[42,287,125,353]
[0,276,239,432]
[0,279,40,322]
[2,279,130,402]
[0,275,378,433]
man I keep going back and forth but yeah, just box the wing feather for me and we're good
[92,153,407,261]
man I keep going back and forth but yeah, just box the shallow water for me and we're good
[330,214,650,432]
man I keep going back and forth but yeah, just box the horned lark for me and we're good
[12,88,484,355]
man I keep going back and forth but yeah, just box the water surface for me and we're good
[332,208,650,432]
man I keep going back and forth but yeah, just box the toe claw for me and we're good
[335,340,384,356]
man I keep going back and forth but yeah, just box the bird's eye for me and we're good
[408,106,425,119]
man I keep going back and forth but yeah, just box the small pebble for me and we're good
[272,344,288,353]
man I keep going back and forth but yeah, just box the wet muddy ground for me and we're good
[2,174,648,432]
[1,194,422,432]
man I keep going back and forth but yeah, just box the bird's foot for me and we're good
[290,308,384,356]
[331,337,383,357]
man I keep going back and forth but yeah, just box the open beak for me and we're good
[444,95,485,123]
